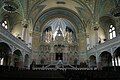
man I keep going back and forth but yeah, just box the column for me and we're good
[113,57,116,66]
[96,55,99,69]
[64,53,67,62]
[113,57,117,71]
[94,27,99,45]
[117,57,119,66]
[65,53,67,62]
[118,57,120,66]
[0,58,2,65]
[21,24,28,41]
[86,34,90,50]
[27,29,32,48]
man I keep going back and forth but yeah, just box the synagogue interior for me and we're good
[0,0,120,79]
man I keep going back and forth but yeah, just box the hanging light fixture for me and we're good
[3,1,18,13]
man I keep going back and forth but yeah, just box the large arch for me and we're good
[0,42,12,66]
[13,50,23,68]
[32,7,87,54]
[99,51,112,67]
[33,7,85,35]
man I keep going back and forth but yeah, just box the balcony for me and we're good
[87,36,120,55]
[0,25,31,52]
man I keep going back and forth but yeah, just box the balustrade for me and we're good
[0,25,31,52]
[87,36,120,54]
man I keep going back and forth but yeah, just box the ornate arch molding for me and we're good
[33,7,85,34]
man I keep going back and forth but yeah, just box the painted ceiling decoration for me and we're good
[3,1,18,13]
[0,0,119,33]
[43,18,75,39]
[34,7,85,34]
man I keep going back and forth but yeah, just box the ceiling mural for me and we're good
[0,0,118,45]
[0,0,119,32]
[43,18,75,38]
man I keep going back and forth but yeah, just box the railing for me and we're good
[0,25,31,52]
[87,36,120,54]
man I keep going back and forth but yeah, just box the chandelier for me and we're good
[3,1,18,13]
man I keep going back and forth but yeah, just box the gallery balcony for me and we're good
[0,25,31,52]
[87,36,120,55]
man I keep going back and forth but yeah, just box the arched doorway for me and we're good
[13,50,23,68]
[0,42,12,66]
[113,47,120,66]
[99,51,112,67]
[24,54,29,68]
[89,55,96,68]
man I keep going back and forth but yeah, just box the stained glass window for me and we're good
[109,25,116,39]
[1,20,8,29]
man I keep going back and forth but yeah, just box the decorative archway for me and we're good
[99,51,112,67]
[0,42,12,66]
[34,7,85,35]
[13,50,23,68]
[32,7,87,64]
[113,47,120,66]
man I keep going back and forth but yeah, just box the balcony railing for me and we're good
[87,36,120,54]
[0,25,31,52]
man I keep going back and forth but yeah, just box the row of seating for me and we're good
[0,65,120,79]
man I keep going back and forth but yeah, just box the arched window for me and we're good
[0,58,4,65]
[109,25,116,39]
[1,20,8,29]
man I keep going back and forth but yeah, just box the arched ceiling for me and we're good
[34,7,85,34]
[43,18,75,38]
[0,0,119,30]
[26,0,118,25]
[40,0,80,13]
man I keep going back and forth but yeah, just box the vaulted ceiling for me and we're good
[0,0,119,30]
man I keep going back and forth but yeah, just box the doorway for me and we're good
[0,42,12,66]
[56,53,63,60]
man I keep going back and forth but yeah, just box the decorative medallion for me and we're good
[3,1,18,13]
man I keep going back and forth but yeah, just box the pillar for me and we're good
[94,27,99,45]
[65,53,68,63]
[21,24,28,41]
[118,57,120,66]
[0,58,1,65]
[97,56,102,70]
[113,57,116,71]
[117,57,119,66]
[28,31,32,48]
